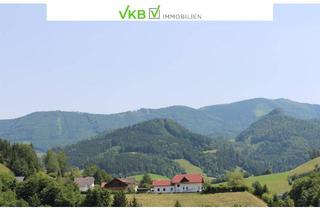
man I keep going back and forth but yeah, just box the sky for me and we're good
[1,4,320,119]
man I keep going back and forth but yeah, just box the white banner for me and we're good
[46,0,273,21]
[0,0,320,21]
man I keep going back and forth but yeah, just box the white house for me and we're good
[74,177,95,192]
[151,174,204,193]
[151,180,174,193]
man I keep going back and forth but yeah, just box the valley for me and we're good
[1,98,320,207]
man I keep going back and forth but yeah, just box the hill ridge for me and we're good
[1,98,320,151]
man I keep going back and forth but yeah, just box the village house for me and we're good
[74,177,95,192]
[151,174,204,193]
[101,177,137,192]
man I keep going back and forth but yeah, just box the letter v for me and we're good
[119,5,130,19]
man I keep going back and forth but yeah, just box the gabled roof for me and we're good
[104,178,136,188]
[152,179,171,186]
[171,174,203,184]
[152,174,204,187]
[74,177,95,188]
[118,178,135,184]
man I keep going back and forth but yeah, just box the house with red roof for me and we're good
[151,174,204,193]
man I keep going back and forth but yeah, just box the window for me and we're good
[183,187,185,190]
[186,186,188,190]
[163,188,166,191]
[157,188,160,192]
[177,184,180,187]
[171,188,173,191]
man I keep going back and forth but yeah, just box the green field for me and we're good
[127,192,266,207]
[245,157,320,194]
[245,172,290,194]
[174,159,215,182]
[174,159,204,174]
[288,157,320,176]
[130,173,169,182]
[0,163,11,174]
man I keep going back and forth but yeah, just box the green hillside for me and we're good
[1,98,320,151]
[62,119,245,177]
[236,109,320,174]
[0,163,11,174]
[245,157,320,194]
[62,119,215,177]
[174,159,215,182]
[289,156,320,175]
[62,110,320,177]
[174,159,204,174]
[130,173,169,182]
[200,98,320,137]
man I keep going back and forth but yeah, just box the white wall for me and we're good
[152,186,174,193]
[79,184,95,192]
[174,183,203,193]
[152,183,203,193]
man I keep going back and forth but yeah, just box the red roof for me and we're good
[152,179,171,186]
[171,174,204,184]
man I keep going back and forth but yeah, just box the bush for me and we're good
[270,193,294,207]
[174,200,182,207]
[129,196,142,207]
[203,185,248,194]
[0,191,29,207]
[16,173,82,207]
[261,193,273,205]
[252,181,268,197]
[289,172,320,207]
[0,173,16,192]
[83,187,112,207]
[226,170,245,187]
[112,191,128,207]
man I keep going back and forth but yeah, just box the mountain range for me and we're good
[61,109,320,177]
[1,98,320,151]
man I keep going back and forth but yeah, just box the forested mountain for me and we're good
[1,98,320,151]
[200,98,320,137]
[61,119,244,177]
[236,109,320,174]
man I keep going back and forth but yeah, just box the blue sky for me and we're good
[1,4,320,119]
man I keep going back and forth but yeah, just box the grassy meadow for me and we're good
[0,163,11,174]
[244,157,320,194]
[174,159,204,174]
[174,159,215,182]
[127,192,267,207]
[130,173,169,182]
[245,172,290,194]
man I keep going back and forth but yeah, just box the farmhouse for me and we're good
[152,174,204,193]
[74,177,95,192]
[101,177,137,192]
